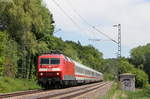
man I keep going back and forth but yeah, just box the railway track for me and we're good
[0,89,44,98]
[1,82,111,99]
[38,82,111,99]
[59,82,110,99]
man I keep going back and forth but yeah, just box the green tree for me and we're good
[119,59,148,87]
[0,31,19,77]
[130,44,150,82]
[0,0,54,78]
[0,32,6,76]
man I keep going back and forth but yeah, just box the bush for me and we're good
[119,59,148,88]
[132,68,148,88]
[103,73,115,81]
[0,77,41,93]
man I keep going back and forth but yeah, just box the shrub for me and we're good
[132,68,148,88]
[120,59,148,88]
[0,77,41,93]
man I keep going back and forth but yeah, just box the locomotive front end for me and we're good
[37,54,63,86]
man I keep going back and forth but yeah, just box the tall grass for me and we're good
[101,83,150,99]
[0,77,41,93]
[102,83,118,99]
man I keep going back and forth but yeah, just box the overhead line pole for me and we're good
[113,24,122,82]
[118,24,121,58]
[113,24,121,58]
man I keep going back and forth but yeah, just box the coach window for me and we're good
[92,72,94,76]
[94,73,96,76]
[86,70,88,75]
[87,70,90,75]
[75,66,78,72]
[40,58,50,65]
[50,58,60,65]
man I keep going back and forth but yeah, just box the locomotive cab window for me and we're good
[50,58,60,65]
[40,58,50,65]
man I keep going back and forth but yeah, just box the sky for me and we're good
[43,0,150,58]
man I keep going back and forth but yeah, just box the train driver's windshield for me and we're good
[51,58,60,64]
[40,58,60,65]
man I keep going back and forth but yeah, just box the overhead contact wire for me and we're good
[52,0,88,35]
[64,0,117,43]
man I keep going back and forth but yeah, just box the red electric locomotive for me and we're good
[37,51,103,88]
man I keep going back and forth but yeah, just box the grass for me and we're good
[101,83,150,99]
[125,85,150,99]
[102,82,118,99]
[0,77,41,93]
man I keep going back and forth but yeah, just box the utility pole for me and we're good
[113,24,121,58]
[113,24,122,81]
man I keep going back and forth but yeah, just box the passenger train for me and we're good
[37,51,103,88]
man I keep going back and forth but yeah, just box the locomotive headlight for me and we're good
[56,73,59,75]
[40,73,43,76]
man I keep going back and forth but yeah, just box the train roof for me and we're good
[39,53,65,58]
[73,60,102,75]
[41,50,64,55]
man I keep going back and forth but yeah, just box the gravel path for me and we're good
[73,82,112,99]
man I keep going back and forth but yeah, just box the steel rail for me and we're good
[37,82,107,99]
[0,89,44,98]
[61,82,111,99]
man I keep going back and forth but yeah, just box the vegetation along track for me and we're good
[1,82,110,99]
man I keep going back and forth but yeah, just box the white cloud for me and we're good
[43,0,150,57]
